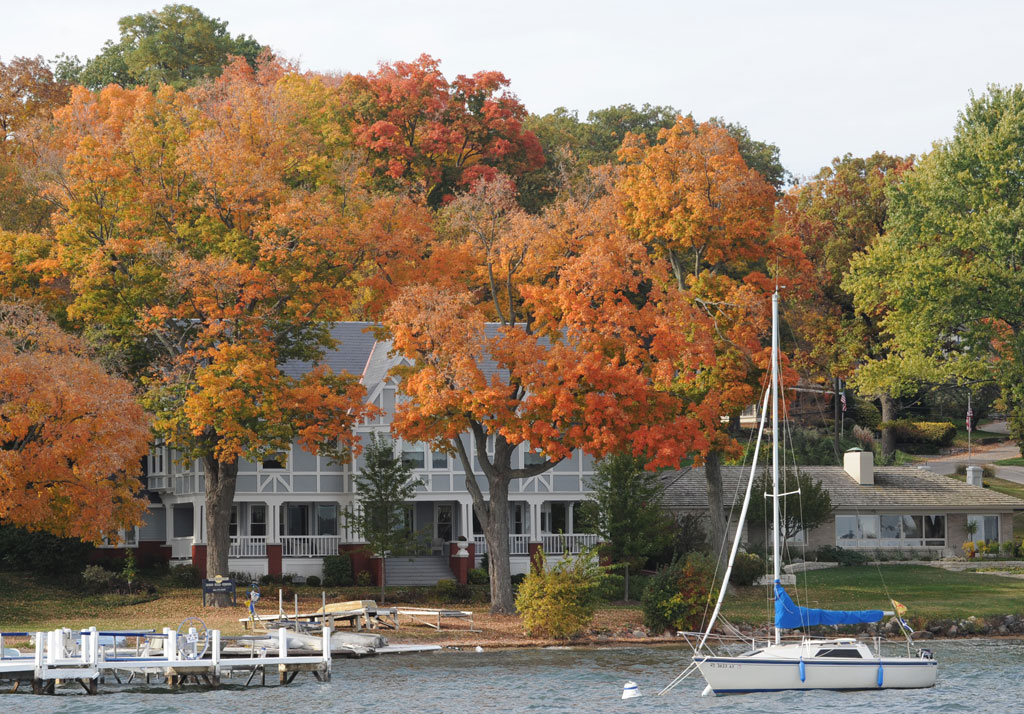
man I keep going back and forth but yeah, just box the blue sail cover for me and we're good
[774,581,884,629]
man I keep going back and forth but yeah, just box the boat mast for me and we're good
[772,290,781,646]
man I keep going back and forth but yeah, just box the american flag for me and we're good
[966,406,973,432]
[840,392,847,412]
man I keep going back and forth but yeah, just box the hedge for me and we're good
[878,420,956,447]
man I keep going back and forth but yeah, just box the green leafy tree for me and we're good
[346,433,420,602]
[745,468,833,553]
[69,4,264,90]
[844,84,1024,451]
[778,152,913,461]
[584,452,670,600]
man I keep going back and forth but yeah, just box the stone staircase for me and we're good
[383,555,455,586]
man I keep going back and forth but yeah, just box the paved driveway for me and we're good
[920,422,1024,483]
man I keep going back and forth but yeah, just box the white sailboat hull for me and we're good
[695,653,937,694]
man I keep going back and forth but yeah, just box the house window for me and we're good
[838,514,946,547]
[402,442,426,469]
[524,450,546,467]
[431,451,448,469]
[149,446,167,475]
[435,504,453,541]
[285,504,310,536]
[924,515,946,546]
[317,503,338,536]
[250,505,267,537]
[262,451,288,470]
[172,504,194,538]
[835,515,877,546]
[968,514,1000,543]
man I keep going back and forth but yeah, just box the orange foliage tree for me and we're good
[38,59,377,586]
[0,303,150,541]
[0,56,71,233]
[383,173,705,613]
[343,54,544,207]
[618,118,806,563]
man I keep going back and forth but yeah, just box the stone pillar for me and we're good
[267,544,282,578]
[191,544,207,580]
[450,540,471,584]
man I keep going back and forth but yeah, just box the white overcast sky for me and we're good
[3,0,1021,180]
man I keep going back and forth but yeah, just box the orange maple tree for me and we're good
[618,118,807,562]
[0,303,150,542]
[343,54,544,207]
[383,172,704,613]
[37,58,378,585]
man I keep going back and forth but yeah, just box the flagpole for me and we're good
[967,392,972,464]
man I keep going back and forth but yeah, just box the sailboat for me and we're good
[662,292,937,696]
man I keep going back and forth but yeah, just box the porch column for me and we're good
[193,502,204,545]
[567,501,574,534]
[529,500,543,573]
[267,502,282,577]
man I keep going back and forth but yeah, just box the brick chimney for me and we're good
[844,448,874,485]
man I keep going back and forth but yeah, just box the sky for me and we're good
[3,0,1021,180]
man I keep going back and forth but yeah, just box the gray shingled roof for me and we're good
[660,465,1024,511]
[280,322,378,380]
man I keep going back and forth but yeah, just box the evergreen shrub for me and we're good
[879,420,956,447]
[435,578,457,601]
[815,545,869,567]
[640,553,714,634]
[730,552,765,587]
[322,554,354,587]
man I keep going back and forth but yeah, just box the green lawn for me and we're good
[995,457,1024,467]
[721,565,1024,626]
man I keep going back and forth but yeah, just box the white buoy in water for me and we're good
[622,681,641,699]
[475,646,484,652]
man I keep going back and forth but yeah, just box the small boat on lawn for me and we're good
[661,291,937,697]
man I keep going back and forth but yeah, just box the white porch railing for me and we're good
[542,533,599,555]
[282,535,344,558]
[509,534,530,555]
[472,534,597,556]
[230,535,267,558]
[168,538,192,560]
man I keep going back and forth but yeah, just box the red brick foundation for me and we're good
[267,544,282,578]
[449,541,473,585]
[528,542,543,573]
[191,544,207,580]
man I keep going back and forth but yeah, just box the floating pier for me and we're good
[0,624,332,695]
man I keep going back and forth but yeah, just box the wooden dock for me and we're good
[0,625,332,695]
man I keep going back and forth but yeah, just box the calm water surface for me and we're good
[6,639,1016,713]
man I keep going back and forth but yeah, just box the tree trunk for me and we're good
[880,393,897,464]
[482,477,515,614]
[380,556,386,604]
[704,450,727,573]
[624,562,630,602]
[203,454,238,606]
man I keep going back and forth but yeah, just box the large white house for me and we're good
[130,323,600,584]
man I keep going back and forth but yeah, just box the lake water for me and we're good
[6,639,1017,713]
